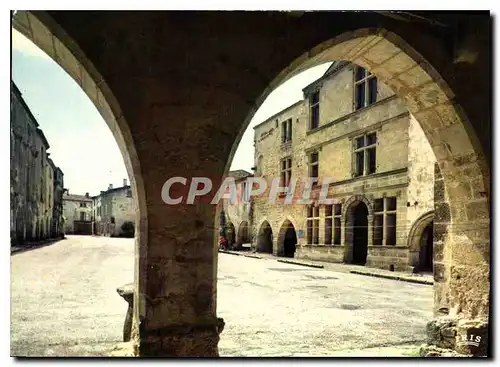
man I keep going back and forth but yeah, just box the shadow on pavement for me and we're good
[11,237,66,256]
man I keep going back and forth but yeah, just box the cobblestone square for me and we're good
[11,236,432,357]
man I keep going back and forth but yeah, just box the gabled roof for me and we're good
[63,193,92,202]
[90,185,131,199]
[252,100,303,130]
[302,61,350,95]
[228,170,253,181]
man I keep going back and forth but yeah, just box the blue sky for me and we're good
[12,29,330,196]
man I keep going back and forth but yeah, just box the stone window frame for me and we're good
[352,131,377,177]
[309,90,320,130]
[280,157,292,188]
[281,118,292,143]
[306,205,320,245]
[353,66,378,111]
[324,203,342,245]
[373,196,397,246]
[308,151,319,181]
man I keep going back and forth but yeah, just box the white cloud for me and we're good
[12,28,51,60]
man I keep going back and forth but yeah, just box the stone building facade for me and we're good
[10,82,65,245]
[221,170,253,249]
[52,166,65,237]
[92,180,135,237]
[62,192,93,234]
[251,62,437,272]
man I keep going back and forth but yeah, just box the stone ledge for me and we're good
[218,250,243,256]
[277,259,324,269]
[349,270,433,285]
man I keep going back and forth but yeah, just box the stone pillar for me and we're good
[367,214,374,247]
[133,197,221,357]
[422,160,490,357]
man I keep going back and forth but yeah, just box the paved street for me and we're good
[11,236,433,357]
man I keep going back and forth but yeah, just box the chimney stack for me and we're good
[123,178,128,187]
[85,192,89,198]
[108,184,113,190]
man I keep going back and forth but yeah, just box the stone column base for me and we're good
[422,316,488,357]
[134,318,225,357]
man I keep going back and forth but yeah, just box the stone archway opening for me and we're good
[226,222,236,250]
[257,221,273,254]
[278,220,297,258]
[419,222,434,273]
[408,211,435,274]
[237,221,250,248]
[346,201,369,266]
[227,28,489,356]
[12,11,147,355]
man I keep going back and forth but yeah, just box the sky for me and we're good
[11,29,331,196]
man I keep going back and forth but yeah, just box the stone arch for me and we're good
[226,221,236,249]
[256,220,273,254]
[342,194,373,222]
[408,211,435,270]
[12,11,147,334]
[277,218,298,258]
[236,220,250,246]
[229,28,489,325]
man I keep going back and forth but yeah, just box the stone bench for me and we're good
[117,283,225,343]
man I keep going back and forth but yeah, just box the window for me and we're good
[325,203,342,245]
[80,212,85,221]
[354,66,378,110]
[306,205,320,245]
[242,181,249,203]
[281,118,292,143]
[127,189,132,198]
[309,151,319,179]
[280,158,292,187]
[111,216,116,224]
[80,202,87,208]
[353,132,377,177]
[309,91,320,130]
[373,197,397,246]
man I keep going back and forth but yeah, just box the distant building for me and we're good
[52,167,64,237]
[62,191,93,235]
[10,81,64,245]
[250,62,436,271]
[92,179,135,237]
[221,170,253,249]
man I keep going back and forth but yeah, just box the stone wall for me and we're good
[406,114,436,230]
[94,185,134,237]
[10,83,63,245]
[62,194,93,234]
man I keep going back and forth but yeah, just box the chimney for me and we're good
[108,184,113,190]
[123,178,128,187]
[85,192,89,198]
